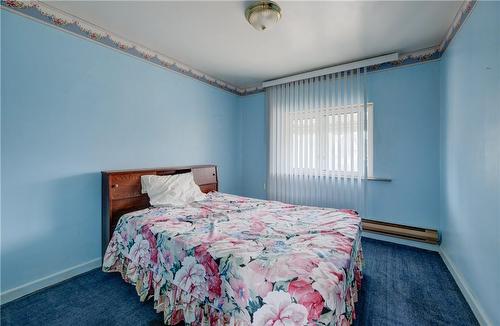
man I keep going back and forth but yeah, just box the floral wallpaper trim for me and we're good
[1,0,476,96]
[367,1,476,73]
[1,0,255,95]
[367,46,442,73]
[439,0,476,52]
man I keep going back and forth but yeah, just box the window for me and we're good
[288,103,373,177]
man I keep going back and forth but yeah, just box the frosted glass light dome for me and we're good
[245,1,282,31]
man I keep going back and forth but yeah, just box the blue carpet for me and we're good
[1,238,478,326]
[353,238,477,326]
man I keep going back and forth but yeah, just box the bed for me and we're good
[101,165,363,325]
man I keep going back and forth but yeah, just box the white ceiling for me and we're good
[46,1,462,88]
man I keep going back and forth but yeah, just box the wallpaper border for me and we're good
[1,0,476,96]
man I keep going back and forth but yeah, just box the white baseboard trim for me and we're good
[0,257,101,305]
[439,249,492,326]
[362,231,439,252]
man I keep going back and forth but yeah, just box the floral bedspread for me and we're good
[103,192,363,325]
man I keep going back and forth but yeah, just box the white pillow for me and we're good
[141,172,206,207]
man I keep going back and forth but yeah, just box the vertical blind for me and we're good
[267,68,368,214]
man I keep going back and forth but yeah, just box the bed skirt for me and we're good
[104,246,363,326]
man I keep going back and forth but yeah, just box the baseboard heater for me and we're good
[362,218,440,244]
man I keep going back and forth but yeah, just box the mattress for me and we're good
[102,192,363,325]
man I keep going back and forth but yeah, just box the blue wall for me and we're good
[1,11,241,292]
[3,5,499,322]
[238,93,267,199]
[366,63,441,228]
[440,2,500,324]
[238,62,442,229]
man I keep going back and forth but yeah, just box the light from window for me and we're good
[287,103,373,177]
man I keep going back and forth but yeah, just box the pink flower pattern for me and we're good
[288,279,325,321]
[103,192,363,325]
[173,256,208,300]
[253,291,308,326]
[230,278,250,308]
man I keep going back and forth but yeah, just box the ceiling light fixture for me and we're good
[245,1,282,31]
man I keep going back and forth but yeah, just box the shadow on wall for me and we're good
[1,172,102,291]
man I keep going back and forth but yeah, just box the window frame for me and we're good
[286,103,374,178]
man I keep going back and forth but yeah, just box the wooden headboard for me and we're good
[101,165,218,257]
